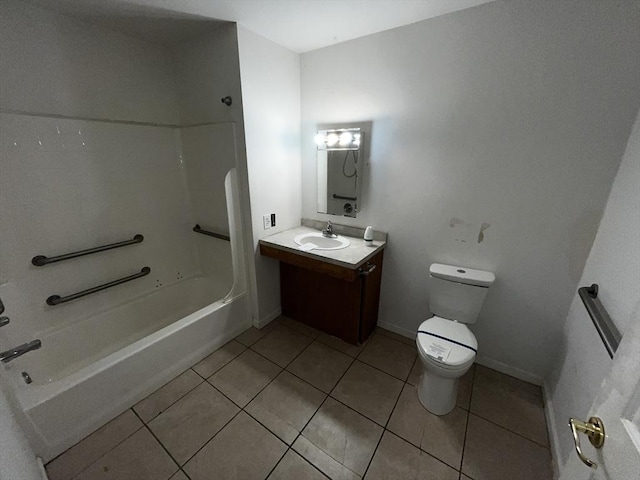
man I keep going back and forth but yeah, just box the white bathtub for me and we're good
[3,276,250,461]
[0,168,252,462]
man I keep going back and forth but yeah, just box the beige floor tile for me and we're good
[332,361,403,426]
[299,397,383,477]
[279,315,322,339]
[235,320,280,347]
[287,341,353,393]
[470,365,548,446]
[148,382,239,465]
[133,369,202,423]
[184,412,287,480]
[208,349,281,407]
[317,333,367,357]
[357,333,416,380]
[246,371,326,444]
[235,326,269,347]
[292,436,360,480]
[251,325,313,367]
[375,327,416,347]
[267,450,328,480]
[407,358,421,386]
[74,428,177,480]
[365,431,458,480]
[406,361,475,410]
[169,471,189,480]
[462,414,553,480]
[192,340,246,378]
[387,384,467,469]
[46,410,143,480]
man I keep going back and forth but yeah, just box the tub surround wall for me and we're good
[545,111,640,471]
[0,114,200,347]
[300,0,640,382]
[0,1,255,463]
[237,27,302,326]
[0,0,180,125]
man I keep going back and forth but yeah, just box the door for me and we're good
[559,308,640,480]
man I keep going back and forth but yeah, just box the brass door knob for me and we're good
[568,417,605,469]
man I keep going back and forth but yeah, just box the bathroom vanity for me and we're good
[259,223,386,344]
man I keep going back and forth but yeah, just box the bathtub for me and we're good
[3,275,250,462]
[0,168,252,462]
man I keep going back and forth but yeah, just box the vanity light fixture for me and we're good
[315,128,361,151]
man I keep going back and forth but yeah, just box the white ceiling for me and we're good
[37,0,495,52]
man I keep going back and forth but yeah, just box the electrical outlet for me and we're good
[270,213,276,227]
[263,214,271,229]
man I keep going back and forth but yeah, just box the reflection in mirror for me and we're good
[316,128,363,218]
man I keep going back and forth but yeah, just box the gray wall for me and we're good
[300,0,640,381]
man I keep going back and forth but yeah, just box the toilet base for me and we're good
[417,369,459,415]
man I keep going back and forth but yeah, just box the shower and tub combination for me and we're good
[0,115,252,460]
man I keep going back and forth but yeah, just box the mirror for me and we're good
[316,128,363,218]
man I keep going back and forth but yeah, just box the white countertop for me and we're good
[259,226,386,269]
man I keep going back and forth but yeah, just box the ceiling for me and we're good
[36,0,495,52]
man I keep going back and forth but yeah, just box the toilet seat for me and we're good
[417,316,477,369]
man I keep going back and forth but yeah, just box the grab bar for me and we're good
[332,194,357,201]
[578,284,621,358]
[1,339,41,364]
[46,267,150,306]
[193,224,230,242]
[32,234,144,266]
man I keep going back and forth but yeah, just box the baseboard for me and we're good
[542,380,562,479]
[257,306,282,329]
[472,355,543,386]
[376,321,417,339]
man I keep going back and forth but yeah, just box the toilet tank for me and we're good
[428,264,495,324]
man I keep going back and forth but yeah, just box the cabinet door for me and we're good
[280,262,362,343]
[359,250,384,343]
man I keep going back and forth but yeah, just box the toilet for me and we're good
[416,263,495,415]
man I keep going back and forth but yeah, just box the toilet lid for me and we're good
[417,316,477,368]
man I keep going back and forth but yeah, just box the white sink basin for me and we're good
[294,232,351,251]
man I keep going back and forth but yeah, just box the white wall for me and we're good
[237,27,301,325]
[300,0,640,381]
[0,0,179,125]
[546,110,640,469]
[172,26,245,127]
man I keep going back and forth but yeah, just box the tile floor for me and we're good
[46,316,554,480]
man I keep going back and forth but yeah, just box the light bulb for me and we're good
[326,133,339,146]
[314,133,325,146]
[339,131,353,146]
[353,133,361,146]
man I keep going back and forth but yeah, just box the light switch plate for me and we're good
[263,214,271,229]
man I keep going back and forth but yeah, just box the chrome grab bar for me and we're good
[1,339,41,364]
[193,224,230,241]
[46,267,150,306]
[32,234,144,266]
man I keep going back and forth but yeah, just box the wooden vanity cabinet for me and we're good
[259,243,384,345]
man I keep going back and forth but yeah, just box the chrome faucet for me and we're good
[1,339,41,364]
[322,220,337,238]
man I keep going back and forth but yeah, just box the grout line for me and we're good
[175,404,244,468]
[46,410,146,479]
[130,409,183,477]
[136,369,205,424]
[459,366,476,476]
